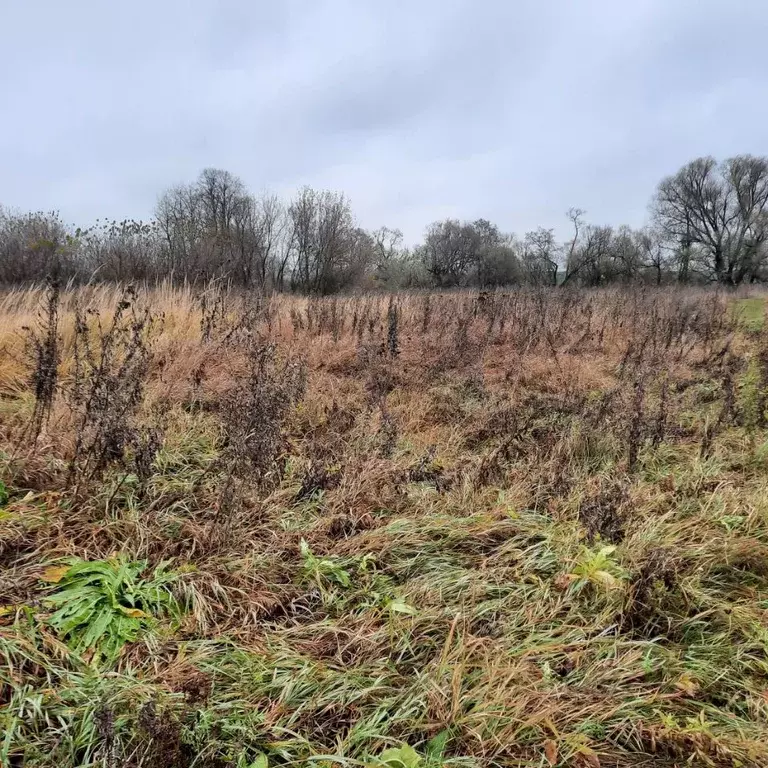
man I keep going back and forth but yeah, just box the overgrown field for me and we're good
[2,284,768,767]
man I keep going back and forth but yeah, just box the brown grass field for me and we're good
[2,283,768,767]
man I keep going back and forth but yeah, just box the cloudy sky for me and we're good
[2,0,767,242]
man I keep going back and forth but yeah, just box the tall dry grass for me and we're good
[2,282,768,768]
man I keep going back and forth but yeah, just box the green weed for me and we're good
[300,539,353,590]
[43,557,180,661]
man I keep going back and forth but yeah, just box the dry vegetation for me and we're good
[2,283,768,767]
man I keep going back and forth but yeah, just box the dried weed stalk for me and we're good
[67,286,161,493]
[23,277,61,441]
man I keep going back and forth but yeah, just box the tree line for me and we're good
[2,154,768,290]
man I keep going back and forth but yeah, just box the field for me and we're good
[2,284,768,768]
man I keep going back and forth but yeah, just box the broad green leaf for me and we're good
[51,594,103,634]
[387,600,418,615]
[45,585,101,606]
[379,744,421,768]
[598,545,616,557]
[80,605,114,650]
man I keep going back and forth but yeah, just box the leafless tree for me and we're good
[522,227,558,285]
[610,225,644,283]
[155,169,257,284]
[7,154,768,290]
[198,168,247,236]
[634,227,669,285]
[561,208,586,286]
[288,187,358,293]
[417,218,521,287]
[155,182,207,278]
[578,225,614,286]
[254,194,287,291]
[78,219,160,282]
[372,227,403,270]
[0,208,75,283]
[419,219,479,286]
[653,155,768,284]
[473,220,520,287]
[227,193,287,290]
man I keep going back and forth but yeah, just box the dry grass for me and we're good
[2,283,768,767]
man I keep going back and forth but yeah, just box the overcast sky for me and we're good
[2,0,767,242]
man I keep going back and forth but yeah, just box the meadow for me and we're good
[1,283,768,768]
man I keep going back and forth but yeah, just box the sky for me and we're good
[2,0,767,243]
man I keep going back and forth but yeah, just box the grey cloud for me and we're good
[1,0,767,242]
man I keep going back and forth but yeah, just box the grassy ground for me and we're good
[2,284,768,767]
[734,297,765,333]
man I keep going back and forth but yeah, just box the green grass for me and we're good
[5,436,768,766]
[734,296,765,332]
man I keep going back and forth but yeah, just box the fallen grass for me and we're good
[1,284,768,767]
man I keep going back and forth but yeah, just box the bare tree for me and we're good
[0,208,75,283]
[653,155,768,284]
[634,227,669,285]
[561,208,586,286]
[372,227,403,270]
[470,219,519,286]
[419,219,482,286]
[8,153,768,290]
[288,188,357,293]
[610,225,644,283]
[254,194,287,291]
[226,193,287,290]
[578,225,614,286]
[78,219,160,281]
[155,169,256,284]
[156,182,207,279]
[198,168,247,236]
[522,227,558,285]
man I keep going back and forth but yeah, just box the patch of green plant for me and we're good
[0,478,8,506]
[739,355,765,433]
[356,555,418,616]
[182,701,270,767]
[374,743,422,768]
[299,539,352,590]
[369,733,452,768]
[734,297,765,333]
[569,544,627,593]
[42,557,181,661]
